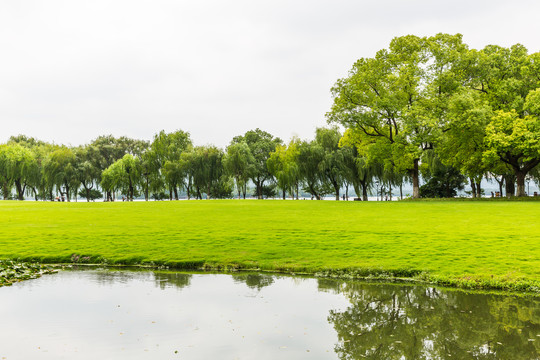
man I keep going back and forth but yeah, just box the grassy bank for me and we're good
[0,200,538,293]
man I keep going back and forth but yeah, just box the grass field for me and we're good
[0,200,539,292]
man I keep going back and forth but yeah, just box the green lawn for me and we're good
[0,200,539,292]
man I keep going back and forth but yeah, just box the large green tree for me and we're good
[483,90,540,196]
[467,45,540,196]
[328,34,468,198]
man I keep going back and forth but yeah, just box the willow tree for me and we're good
[150,130,192,200]
[189,145,231,199]
[231,129,282,199]
[43,147,79,201]
[297,140,330,200]
[74,145,101,202]
[224,142,255,199]
[316,127,345,200]
[267,141,300,200]
[328,34,468,198]
[101,154,141,200]
[0,143,40,200]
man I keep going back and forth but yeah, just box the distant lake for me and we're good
[0,269,538,359]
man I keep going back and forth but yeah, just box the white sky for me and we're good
[1,0,539,148]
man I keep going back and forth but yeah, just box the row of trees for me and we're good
[327,33,540,198]
[1,124,536,202]
[0,124,467,202]
[1,34,539,201]
[0,128,375,201]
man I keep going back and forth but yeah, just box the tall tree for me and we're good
[328,34,468,198]
[468,45,540,196]
[482,88,540,196]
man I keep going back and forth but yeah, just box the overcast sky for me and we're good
[1,0,539,148]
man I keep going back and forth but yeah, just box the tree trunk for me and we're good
[400,183,403,200]
[174,187,179,201]
[389,183,392,201]
[504,175,515,198]
[2,182,9,200]
[352,183,361,200]
[14,179,24,200]
[362,181,368,201]
[475,181,482,198]
[334,182,340,201]
[282,188,285,200]
[144,178,149,201]
[516,171,527,197]
[256,179,262,199]
[411,159,420,199]
[470,178,476,198]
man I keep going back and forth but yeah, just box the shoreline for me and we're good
[2,260,538,297]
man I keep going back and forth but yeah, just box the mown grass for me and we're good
[0,200,539,293]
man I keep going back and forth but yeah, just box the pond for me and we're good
[0,269,538,359]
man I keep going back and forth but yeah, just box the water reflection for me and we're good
[0,270,538,360]
[321,280,540,359]
[76,268,193,290]
[232,273,275,290]
[153,272,192,290]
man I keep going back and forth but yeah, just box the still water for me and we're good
[0,269,538,359]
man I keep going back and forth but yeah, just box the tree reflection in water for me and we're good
[90,269,192,290]
[320,280,540,359]
[232,273,275,291]
[152,271,192,290]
